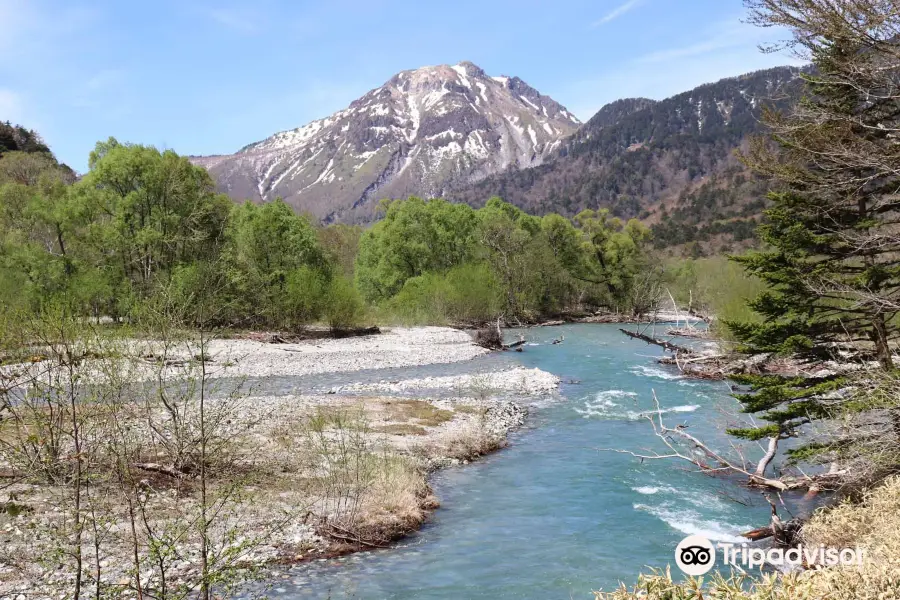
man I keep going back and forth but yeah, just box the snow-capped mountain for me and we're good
[191,61,580,223]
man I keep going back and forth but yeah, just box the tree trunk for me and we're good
[618,328,694,355]
[755,436,779,478]
[872,312,893,370]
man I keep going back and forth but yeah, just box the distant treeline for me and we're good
[0,134,729,329]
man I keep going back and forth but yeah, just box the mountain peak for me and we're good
[193,63,580,223]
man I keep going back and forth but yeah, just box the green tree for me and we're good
[355,197,478,302]
[573,209,656,315]
[725,0,900,464]
[0,152,78,311]
[318,223,364,277]
[72,140,232,315]
[222,199,330,328]
[476,198,579,318]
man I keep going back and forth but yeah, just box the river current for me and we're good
[259,323,778,599]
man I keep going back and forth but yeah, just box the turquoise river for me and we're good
[255,323,799,599]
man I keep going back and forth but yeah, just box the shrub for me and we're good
[383,263,503,325]
[281,266,328,329]
[323,275,367,331]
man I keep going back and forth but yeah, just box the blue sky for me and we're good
[0,0,802,172]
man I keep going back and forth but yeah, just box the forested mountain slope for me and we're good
[448,66,805,250]
[0,121,51,157]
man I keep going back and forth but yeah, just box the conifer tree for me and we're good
[726,0,900,455]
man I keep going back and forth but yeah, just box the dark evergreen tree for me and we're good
[725,0,900,457]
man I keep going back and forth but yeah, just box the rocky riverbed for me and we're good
[201,326,491,378]
[0,327,558,600]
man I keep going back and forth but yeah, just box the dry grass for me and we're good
[419,420,505,462]
[353,453,435,542]
[595,476,900,600]
[371,423,428,436]
[381,399,454,427]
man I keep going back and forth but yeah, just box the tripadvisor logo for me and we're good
[674,535,867,575]
[675,535,716,576]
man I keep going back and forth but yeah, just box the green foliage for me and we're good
[356,197,478,302]
[665,256,767,337]
[0,152,79,312]
[220,199,331,328]
[318,223,363,277]
[322,275,366,331]
[358,196,659,322]
[722,18,900,455]
[282,266,329,328]
[572,210,653,311]
[726,373,845,441]
[0,139,663,331]
[69,139,233,317]
[384,263,503,325]
[0,139,352,332]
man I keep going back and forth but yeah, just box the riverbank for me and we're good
[0,327,559,600]
[201,326,491,379]
[598,475,900,600]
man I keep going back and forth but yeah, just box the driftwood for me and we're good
[619,328,694,355]
[742,496,803,546]
[264,326,381,344]
[132,462,185,479]
[474,321,504,350]
[688,307,713,323]
[603,392,803,492]
[318,519,390,549]
[474,317,529,351]
[665,327,710,339]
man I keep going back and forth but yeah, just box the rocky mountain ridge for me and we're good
[191,61,580,223]
[448,65,805,250]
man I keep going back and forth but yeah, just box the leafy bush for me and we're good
[281,266,328,329]
[383,263,503,325]
[323,276,367,331]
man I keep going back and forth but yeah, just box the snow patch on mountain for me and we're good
[192,61,580,223]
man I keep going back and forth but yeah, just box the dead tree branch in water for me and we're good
[619,328,695,355]
[601,391,794,491]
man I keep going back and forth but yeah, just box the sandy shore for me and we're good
[0,327,558,599]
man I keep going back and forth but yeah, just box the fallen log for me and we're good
[319,521,390,549]
[619,328,694,355]
[665,327,709,339]
[133,462,186,479]
[742,497,803,546]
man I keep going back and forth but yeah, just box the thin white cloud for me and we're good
[637,20,766,63]
[592,0,644,27]
[563,18,805,120]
